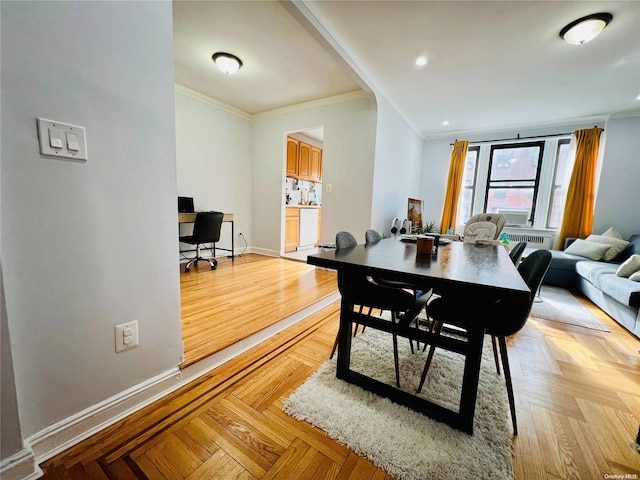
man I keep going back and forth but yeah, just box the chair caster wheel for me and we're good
[185,267,190,273]
[211,265,216,270]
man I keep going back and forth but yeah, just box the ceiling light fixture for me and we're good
[559,12,612,45]
[442,120,449,126]
[212,52,243,75]
[415,56,428,67]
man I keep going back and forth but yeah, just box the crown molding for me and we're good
[252,90,370,120]
[175,84,252,120]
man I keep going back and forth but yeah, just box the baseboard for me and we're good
[27,367,181,464]
[249,247,280,257]
[0,448,43,480]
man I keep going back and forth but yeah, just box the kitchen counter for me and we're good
[285,204,322,208]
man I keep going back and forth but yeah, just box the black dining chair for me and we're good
[330,231,430,388]
[509,241,527,266]
[180,211,224,272]
[416,249,551,435]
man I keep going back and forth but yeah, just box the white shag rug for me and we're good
[283,328,513,480]
[530,285,610,332]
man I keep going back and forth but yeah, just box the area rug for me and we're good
[283,328,513,480]
[530,285,610,332]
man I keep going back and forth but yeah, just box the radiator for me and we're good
[507,232,555,249]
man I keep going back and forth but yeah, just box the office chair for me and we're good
[416,249,551,434]
[331,231,430,388]
[180,211,224,273]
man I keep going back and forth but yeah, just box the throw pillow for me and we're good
[564,239,612,261]
[629,271,640,282]
[601,227,624,240]
[615,254,640,278]
[585,234,629,262]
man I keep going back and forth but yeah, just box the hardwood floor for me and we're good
[40,256,640,479]
[180,254,338,366]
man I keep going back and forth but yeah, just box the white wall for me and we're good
[370,96,424,235]
[175,92,253,251]
[1,0,182,444]
[251,96,377,250]
[593,116,640,239]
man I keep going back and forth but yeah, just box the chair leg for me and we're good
[491,335,501,375]
[417,320,443,393]
[330,332,339,359]
[498,336,518,435]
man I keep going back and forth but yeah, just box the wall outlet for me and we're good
[115,320,139,353]
[237,229,243,236]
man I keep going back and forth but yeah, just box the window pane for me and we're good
[490,146,540,181]
[554,141,571,185]
[547,188,565,229]
[486,187,534,215]
[458,189,473,224]
[456,147,478,226]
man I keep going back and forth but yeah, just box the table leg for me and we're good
[336,272,353,380]
[458,311,485,435]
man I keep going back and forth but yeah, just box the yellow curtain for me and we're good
[557,127,604,249]
[439,140,469,233]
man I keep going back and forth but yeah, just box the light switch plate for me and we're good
[37,118,87,161]
[115,320,139,353]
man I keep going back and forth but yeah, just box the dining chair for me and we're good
[179,211,224,272]
[416,249,551,434]
[365,229,433,348]
[509,241,527,266]
[331,231,430,388]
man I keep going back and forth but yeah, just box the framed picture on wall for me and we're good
[407,198,423,234]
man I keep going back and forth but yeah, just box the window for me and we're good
[456,146,479,226]
[547,139,572,229]
[484,142,544,224]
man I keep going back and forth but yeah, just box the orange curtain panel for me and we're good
[439,140,469,234]
[557,127,604,249]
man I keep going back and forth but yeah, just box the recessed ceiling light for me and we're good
[559,12,612,45]
[212,52,243,75]
[442,120,449,126]
[415,56,428,67]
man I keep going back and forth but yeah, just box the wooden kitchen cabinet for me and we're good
[285,207,300,253]
[286,137,299,177]
[310,146,322,182]
[286,136,322,182]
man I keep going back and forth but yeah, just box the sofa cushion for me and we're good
[549,250,585,271]
[601,227,624,240]
[564,239,611,260]
[575,260,618,284]
[593,274,640,308]
[585,234,629,261]
[630,271,640,282]
[616,235,640,263]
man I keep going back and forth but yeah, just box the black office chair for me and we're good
[180,211,224,273]
[416,249,551,434]
[331,231,430,388]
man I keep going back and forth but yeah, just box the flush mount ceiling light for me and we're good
[415,56,428,67]
[559,12,612,45]
[212,52,243,75]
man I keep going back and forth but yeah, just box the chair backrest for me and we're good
[336,231,358,250]
[365,229,382,245]
[487,249,551,337]
[509,241,527,266]
[463,221,498,243]
[192,211,224,243]
[464,213,506,240]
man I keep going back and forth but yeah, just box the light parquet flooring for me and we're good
[40,257,640,479]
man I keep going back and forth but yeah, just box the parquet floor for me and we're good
[40,255,640,479]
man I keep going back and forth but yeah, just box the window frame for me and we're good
[457,146,480,225]
[483,141,545,224]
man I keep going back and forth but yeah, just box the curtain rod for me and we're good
[450,127,604,145]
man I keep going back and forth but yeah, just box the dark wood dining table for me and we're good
[307,238,530,434]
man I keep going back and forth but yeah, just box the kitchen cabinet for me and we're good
[285,207,299,253]
[286,136,322,182]
[286,137,299,177]
[310,146,322,182]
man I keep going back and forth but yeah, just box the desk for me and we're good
[307,239,529,434]
[178,212,235,261]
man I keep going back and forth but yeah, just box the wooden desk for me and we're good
[307,238,529,434]
[178,212,235,261]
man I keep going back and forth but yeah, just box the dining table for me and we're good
[306,237,530,434]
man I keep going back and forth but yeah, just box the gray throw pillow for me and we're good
[585,234,629,262]
[601,227,624,240]
[616,254,640,278]
[564,239,611,261]
[629,271,640,282]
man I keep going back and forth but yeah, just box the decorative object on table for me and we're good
[530,286,610,332]
[416,236,434,256]
[390,217,401,234]
[401,219,412,235]
[284,328,513,480]
[499,232,510,246]
[407,198,423,233]
[421,219,439,234]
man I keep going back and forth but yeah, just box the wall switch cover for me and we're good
[115,320,139,353]
[37,118,87,161]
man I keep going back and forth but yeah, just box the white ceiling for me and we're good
[173,1,640,138]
